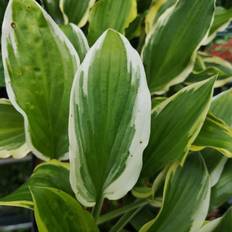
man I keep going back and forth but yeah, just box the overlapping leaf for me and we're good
[210,88,232,127]
[88,0,137,44]
[205,7,232,44]
[31,186,99,232]
[187,54,232,88]
[145,0,176,34]
[199,208,232,232]
[69,29,151,207]
[193,113,232,157]
[42,0,64,23]
[201,149,227,187]
[142,78,215,177]
[60,0,95,26]
[60,23,89,62]
[0,161,72,209]
[2,0,79,160]
[0,99,29,159]
[142,0,215,93]
[140,155,210,232]
[211,160,232,209]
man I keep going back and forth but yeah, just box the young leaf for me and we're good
[140,154,210,232]
[60,23,89,62]
[69,29,151,207]
[211,160,232,209]
[31,186,99,232]
[60,0,95,27]
[192,113,232,157]
[142,78,215,177]
[142,0,215,93]
[2,0,79,160]
[0,99,29,159]
[0,160,73,209]
[88,0,137,44]
[199,207,232,232]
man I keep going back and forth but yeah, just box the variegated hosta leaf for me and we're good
[145,0,176,34]
[187,54,232,88]
[199,208,232,232]
[142,78,215,177]
[88,0,137,44]
[0,99,29,159]
[2,0,79,160]
[0,161,73,209]
[204,7,232,45]
[142,0,215,93]
[192,113,232,157]
[69,29,151,207]
[31,186,99,232]
[140,154,210,232]
[60,0,95,27]
[201,149,227,187]
[42,0,64,23]
[210,88,232,127]
[60,23,89,62]
[211,159,232,209]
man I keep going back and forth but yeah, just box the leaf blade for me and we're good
[2,0,79,160]
[69,29,151,206]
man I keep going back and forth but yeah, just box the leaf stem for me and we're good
[97,199,148,225]
[92,195,104,221]
[109,206,144,232]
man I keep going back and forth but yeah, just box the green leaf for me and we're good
[88,0,137,44]
[0,0,8,33]
[201,149,227,187]
[0,160,73,209]
[210,89,232,127]
[205,7,232,44]
[199,207,232,232]
[142,0,215,93]
[60,23,89,62]
[60,0,95,27]
[192,113,232,157]
[145,0,177,34]
[31,186,99,232]
[0,56,5,87]
[142,78,215,177]
[42,0,64,24]
[187,55,232,88]
[69,29,151,207]
[140,154,210,232]
[211,159,232,209]
[2,0,79,160]
[0,99,29,159]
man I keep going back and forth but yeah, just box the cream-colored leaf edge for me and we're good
[1,0,80,161]
[142,0,216,95]
[69,29,151,207]
[0,98,30,159]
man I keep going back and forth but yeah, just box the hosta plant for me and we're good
[0,0,232,231]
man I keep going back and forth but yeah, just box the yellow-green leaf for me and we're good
[88,0,137,44]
